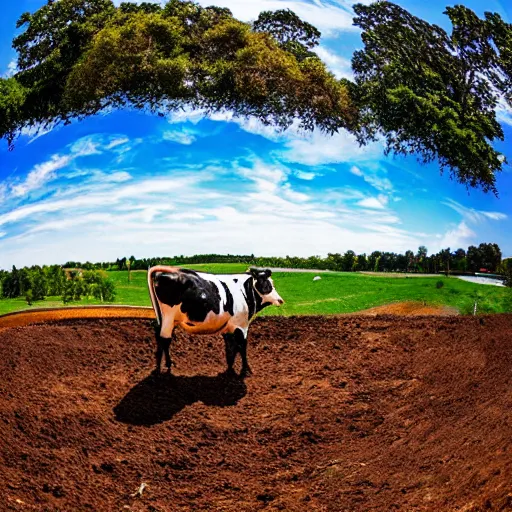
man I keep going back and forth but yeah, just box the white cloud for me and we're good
[496,98,512,126]
[357,197,386,209]
[167,107,385,168]
[350,165,394,194]
[2,59,17,78]
[435,222,476,252]
[70,136,104,157]
[10,155,72,198]
[163,130,197,145]
[0,175,199,229]
[105,137,130,150]
[87,170,133,183]
[283,184,310,202]
[295,171,318,180]
[315,46,354,80]
[279,128,383,166]
[443,199,507,224]
[20,123,59,145]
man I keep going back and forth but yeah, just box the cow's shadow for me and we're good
[113,371,247,426]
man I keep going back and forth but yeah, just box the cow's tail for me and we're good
[147,265,181,326]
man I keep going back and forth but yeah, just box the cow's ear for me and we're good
[265,269,272,277]
[249,267,259,277]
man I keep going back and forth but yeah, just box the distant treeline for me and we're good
[0,242,510,303]
[0,266,116,304]
[63,243,505,274]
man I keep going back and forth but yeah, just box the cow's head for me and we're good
[249,268,284,306]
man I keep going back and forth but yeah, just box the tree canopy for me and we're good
[0,0,355,148]
[1,0,512,194]
[352,1,512,194]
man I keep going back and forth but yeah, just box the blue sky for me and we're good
[0,0,511,269]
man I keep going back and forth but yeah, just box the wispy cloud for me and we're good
[279,129,383,166]
[10,155,72,198]
[350,165,394,193]
[315,46,354,80]
[163,129,197,145]
[443,198,507,224]
[295,171,318,181]
[357,196,387,209]
[2,59,17,78]
[497,98,512,126]
[3,133,138,200]
[105,137,130,150]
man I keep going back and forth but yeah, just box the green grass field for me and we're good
[1,263,511,316]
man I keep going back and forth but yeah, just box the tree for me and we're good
[253,9,321,62]
[466,245,482,272]
[499,258,512,287]
[452,248,467,272]
[31,271,47,301]
[352,1,511,194]
[342,250,356,272]
[46,266,66,296]
[405,250,415,272]
[0,0,356,149]
[92,278,116,302]
[478,242,502,272]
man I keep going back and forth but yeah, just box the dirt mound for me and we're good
[358,301,458,316]
[0,306,154,331]
[1,315,512,511]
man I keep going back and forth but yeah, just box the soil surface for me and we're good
[357,301,458,316]
[0,306,154,331]
[1,315,512,511]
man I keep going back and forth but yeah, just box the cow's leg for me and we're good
[154,312,175,375]
[235,328,251,376]
[223,333,237,374]
[161,337,172,372]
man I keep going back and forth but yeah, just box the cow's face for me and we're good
[249,268,284,306]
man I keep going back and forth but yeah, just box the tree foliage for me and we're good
[352,1,512,194]
[0,0,356,148]
[253,9,321,61]
[0,265,116,304]
[1,0,512,193]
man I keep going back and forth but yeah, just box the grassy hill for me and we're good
[1,264,511,316]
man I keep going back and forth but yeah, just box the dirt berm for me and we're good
[1,314,512,511]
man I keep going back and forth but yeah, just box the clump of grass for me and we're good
[436,280,444,289]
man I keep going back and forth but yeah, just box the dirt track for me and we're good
[0,306,154,330]
[2,314,512,511]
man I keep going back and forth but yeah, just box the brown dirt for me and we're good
[358,301,458,316]
[0,306,154,331]
[1,315,512,512]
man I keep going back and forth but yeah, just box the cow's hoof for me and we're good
[223,367,237,378]
[240,366,252,378]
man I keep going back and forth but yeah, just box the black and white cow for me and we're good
[147,266,284,375]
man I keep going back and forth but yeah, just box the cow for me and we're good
[147,266,284,376]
